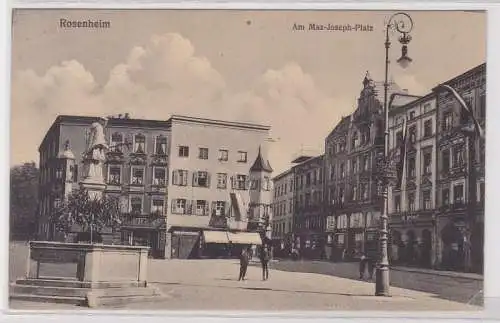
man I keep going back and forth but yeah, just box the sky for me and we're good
[10,9,486,174]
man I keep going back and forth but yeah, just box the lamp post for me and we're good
[376,12,414,297]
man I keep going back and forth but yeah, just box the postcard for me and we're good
[9,9,485,311]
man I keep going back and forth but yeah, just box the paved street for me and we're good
[9,242,481,311]
[260,260,483,306]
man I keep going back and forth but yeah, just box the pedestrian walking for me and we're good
[238,247,250,281]
[260,246,270,280]
[359,253,367,280]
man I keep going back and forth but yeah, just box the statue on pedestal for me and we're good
[82,117,109,185]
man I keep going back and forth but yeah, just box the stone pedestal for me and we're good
[10,241,165,307]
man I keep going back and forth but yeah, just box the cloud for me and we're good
[11,33,348,174]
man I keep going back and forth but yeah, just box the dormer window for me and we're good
[111,132,124,152]
[155,135,167,155]
[134,134,146,154]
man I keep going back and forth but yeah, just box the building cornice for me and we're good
[167,115,270,132]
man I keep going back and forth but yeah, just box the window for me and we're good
[196,200,209,216]
[306,173,311,186]
[179,146,189,157]
[217,173,227,189]
[442,188,450,206]
[305,193,311,206]
[172,198,187,214]
[407,157,416,178]
[352,132,359,148]
[193,171,210,188]
[153,167,166,186]
[110,133,124,152]
[198,148,209,160]
[408,193,415,211]
[424,119,432,137]
[108,166,121,185]
[422,190,431,210]
[263,176,271,191]
[409,126,417,144]
[237,151,247,163]
[213,201,226,216]
[453,184,464,204]
[396,131,403,147]
[423,103,432,113]
[134,134,146,154]
[442,150,450,173]
[361,183,368,200]
[219,149,228,161]
[339,188,345,204]
[479,94,486,119]
[352,186,358,201]
[155,135,167,155]
[352,159,358,174]
[151,199,165,215]
[130,196,142,214]
[409,111,416,119]
[423,152,432,175]
[442,111,453,131]
[330,165,335,180]
[340,163,345,178]
[131,167,144,185]
[233,174,248,190]
[394,195,401,213]
[172,170,189,186]
[453,146,464,167]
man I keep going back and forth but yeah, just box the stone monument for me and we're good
[80,117,109,199]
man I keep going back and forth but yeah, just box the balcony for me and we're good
[129,152,147,165]
[151,154,168,166]
[106,151,125,164]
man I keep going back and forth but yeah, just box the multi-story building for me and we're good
[292,154,325,259]
[387,93,438,268]
[324,72,417,261]
[38,115,171,257]
[38,114,273,259]
[432,63,485,273]
[271,169,295,256]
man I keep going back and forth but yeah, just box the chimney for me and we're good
[402,89,409,94]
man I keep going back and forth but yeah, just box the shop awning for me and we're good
[227,232,262,245]
[203,230,230,244]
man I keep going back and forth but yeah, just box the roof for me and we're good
[167,114,270,132]
[431,62,486,91]
[250,146,273,173]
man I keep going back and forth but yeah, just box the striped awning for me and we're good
[227,232,262,245]
[203,230,230,244]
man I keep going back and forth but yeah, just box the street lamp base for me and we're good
[375,267,390,296]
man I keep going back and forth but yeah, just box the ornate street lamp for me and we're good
[376,12,414,297]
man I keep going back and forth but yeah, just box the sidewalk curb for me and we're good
[390,266,483,281]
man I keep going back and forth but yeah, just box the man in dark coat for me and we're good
[260,246,270,280]
[238,247,250,281]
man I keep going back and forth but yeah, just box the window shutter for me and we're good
[204,201,209,216]
[185,200,192,215]
[245,177,251,190]
[207,172,211,188]
[183,171,189,186]
[230,176,235,189]
[193,171,198,187]
[171,199,177,213]
[172,170,179,185]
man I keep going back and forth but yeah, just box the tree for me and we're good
[50,187,122,243]
[10,162,39,240]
